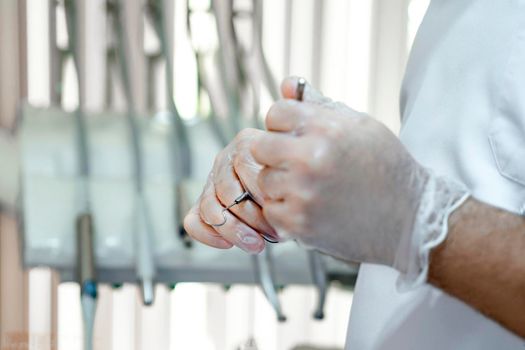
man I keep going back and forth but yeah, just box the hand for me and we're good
[183,128,276,254]
[183,77,337,254]
[252,79,468,285]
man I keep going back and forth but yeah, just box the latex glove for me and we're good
[252,77,469,287]
[183,78,332,254]
[183,128,277,254]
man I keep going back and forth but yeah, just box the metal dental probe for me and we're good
[63,0,98,348]
[208,191,279,244]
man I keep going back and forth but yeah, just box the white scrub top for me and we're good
[346,0,525,349]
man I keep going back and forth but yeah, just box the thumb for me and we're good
[280,76,332,105]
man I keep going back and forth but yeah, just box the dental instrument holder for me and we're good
[17,104,358,292]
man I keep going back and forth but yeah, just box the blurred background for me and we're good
[0,0,429,349]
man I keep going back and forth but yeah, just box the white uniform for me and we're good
[346,0,525,348]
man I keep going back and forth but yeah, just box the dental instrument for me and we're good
[77,214,98,347]
[230,0,280,126]
[203,191,251,228]
[211,0,244,134]
[296,78,306,101]
[145,0,192,179]
[107,0,157,306]
[144,0,193,248]
[186,0,236,145]
[253,246,286,322]
[309,250,327,320]
[63,0,98,348]
[205,191,279,244]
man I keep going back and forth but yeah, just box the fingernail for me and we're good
[259,221,277,237]
[236,227,264,253]
[261,233,280,243]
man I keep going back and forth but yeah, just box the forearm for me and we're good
[429,198,525,337]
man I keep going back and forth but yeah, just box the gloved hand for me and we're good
[183,128,272,253]
[252,77,470,287]
[183,78,332,254]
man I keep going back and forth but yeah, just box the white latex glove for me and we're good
[251,77,470,287]
[183,78,332,254]
[183,128,276,254]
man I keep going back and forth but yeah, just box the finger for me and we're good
[250,131,312,168]
[230,129,266,205]
[183,205,234,249]
[280,76,332,105]
[233,153,265,205]
[257,167,290,201]
[213,161,277,238]
[281,76,361,116]
[262,200,298,241]
[199,180,265,254]
[265,99,315,132]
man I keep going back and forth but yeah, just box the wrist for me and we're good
[394,173,470,290]
[428,198,472,287]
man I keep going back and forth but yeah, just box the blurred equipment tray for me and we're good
[17,104,358,285]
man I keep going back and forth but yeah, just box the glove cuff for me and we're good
[394,173,470,291]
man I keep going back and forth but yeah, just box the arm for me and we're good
[429,198,525,337]
[249,77,525,338]
[185,76,525,338]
